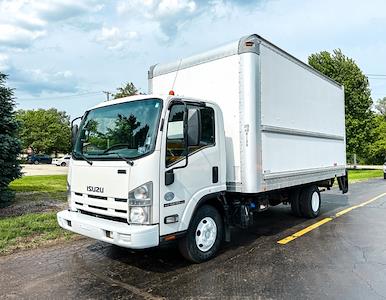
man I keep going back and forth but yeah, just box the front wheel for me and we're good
[178,205,223,263]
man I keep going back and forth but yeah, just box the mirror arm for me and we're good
[165,102,189,186]
[170,102,189,171]
[71,116,83,148]
[71,116,82,128]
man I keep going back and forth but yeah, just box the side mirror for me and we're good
[71,124,79,146]
[187,108,201,147]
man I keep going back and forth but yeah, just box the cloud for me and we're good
[115,0,263,41]
[14,69,79,96]
[116,0,203,40]
[0,0,103,50]
[1,57,80,96]
[95,26,138,50]
[0,54,10,71]
[0,24,46,49]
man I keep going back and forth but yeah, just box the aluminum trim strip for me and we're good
[263,166,346,180]
[150,41,239,78]
[261,125,344,141]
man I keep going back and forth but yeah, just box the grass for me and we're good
[0,212,75,255]
[0,175,71,255]
[348,169,384,183]
[10,175,67,193]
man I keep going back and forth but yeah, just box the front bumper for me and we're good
[57,210,159,249]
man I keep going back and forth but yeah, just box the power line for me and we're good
[17,91,104,101]
[366,74,386,77]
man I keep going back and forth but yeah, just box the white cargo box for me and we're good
[149,34,346,194]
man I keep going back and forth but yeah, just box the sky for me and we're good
[1,0,386,118]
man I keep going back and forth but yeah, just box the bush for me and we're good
[0,73,21,207]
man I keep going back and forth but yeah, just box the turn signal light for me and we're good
[164,214,179,224]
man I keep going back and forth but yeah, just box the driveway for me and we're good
[1,179,386,299]
[21,164,68,176]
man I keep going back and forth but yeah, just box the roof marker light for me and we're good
[169,90,175,95]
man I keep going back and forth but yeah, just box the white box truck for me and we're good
[57,34,348,262]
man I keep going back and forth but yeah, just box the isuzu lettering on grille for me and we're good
[87,186,104,193]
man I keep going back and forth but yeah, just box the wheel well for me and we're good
[194,193,225,217]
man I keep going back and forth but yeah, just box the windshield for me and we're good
[74,98,162,160]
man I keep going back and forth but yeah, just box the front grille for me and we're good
[115,198,127,202]
[72,192,128,219]
[88,204,107,210]
[88,194,107,200]
[79,209,128,223]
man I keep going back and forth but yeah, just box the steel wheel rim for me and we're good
[195,217,217,252]
[311,191,320,212]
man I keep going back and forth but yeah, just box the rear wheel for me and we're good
[178,205,223,263]
[34,160,39,165]
[299,185,321,218]
[290,189,302,217]
[61,162,67,167]
[384,172,386,179]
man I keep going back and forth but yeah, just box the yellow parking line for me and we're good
[277,217,333,245]
[277,192,386,245]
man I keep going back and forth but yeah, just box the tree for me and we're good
[113,82,141,99]
[367,115,386,164]
[308,50,375,162]
[0,73,21,206]
[16,109,71,156]
[375,97,386,116]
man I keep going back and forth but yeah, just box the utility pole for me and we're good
[102,91,113,101]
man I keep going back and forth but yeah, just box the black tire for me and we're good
[61,162,67,167]
[290,189,302,217]
[384,172,386,179]
[299,185,321,219]
[178,205,223,263]
[34,160,39,165]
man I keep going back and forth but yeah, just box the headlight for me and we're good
[128,182,153,224]
[129,182,152,206]
[134,185,149,200]
[129,207,149,224]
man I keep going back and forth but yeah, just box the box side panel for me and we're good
[260,43,346,179]
[151,55,242,184]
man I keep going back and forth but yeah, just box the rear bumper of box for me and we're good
[57,210,159,249]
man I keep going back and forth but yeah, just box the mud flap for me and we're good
[337,170,348,194]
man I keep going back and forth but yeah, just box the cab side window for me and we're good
[166,104,215,167]
[166,104,186,166]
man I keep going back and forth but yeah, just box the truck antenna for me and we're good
[171,59,182,93]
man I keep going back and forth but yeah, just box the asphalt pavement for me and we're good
[1,179,386,299]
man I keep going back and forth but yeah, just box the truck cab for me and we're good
[58,94,227,262]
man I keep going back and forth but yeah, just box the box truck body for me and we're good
[149,34,346,193]
[58,34,347,262]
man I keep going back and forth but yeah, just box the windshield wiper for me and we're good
[108,152,134,166]
[73,151,93,165]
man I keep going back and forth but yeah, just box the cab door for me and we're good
[159,101,221,236]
